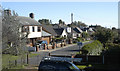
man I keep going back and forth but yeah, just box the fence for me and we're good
[2,53,43,69]
[74,54,103,64]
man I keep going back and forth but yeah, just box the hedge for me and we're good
[82,40,103,55]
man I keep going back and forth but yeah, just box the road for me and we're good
[27,41,93,66]
[50,41,92,56]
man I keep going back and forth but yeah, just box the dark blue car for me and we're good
[38,57,81,71]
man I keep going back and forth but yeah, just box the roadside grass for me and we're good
[76,64,92,70]
[76,51,82,55]
[2,54,19,69]
[2,53,40,69]
[81,40,91,43]
[76,65,87,69]
[28,53,40,58]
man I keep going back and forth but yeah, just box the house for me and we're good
[52,24,83,39]
[87,27,95,35]
[16,13,42,47]
[42,24,57,37]
[42,24,68,45]
[42,24,68,38]
[41,30,52,45]
[42,24,57,44]
[53,28,67,38]
[52,24,61,28]
[72,27,83,39]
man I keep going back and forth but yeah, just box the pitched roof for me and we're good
[76,27,83,33]
[42,30,51,37]
[53,28,64,36]
[73,27,83,33]
[16,16,41,26]
[42,24,57,36]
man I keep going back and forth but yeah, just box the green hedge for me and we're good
[82,40,103,55]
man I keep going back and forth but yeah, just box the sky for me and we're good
[1,2,118,28]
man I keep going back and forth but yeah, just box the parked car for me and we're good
[36,40,48,49]
[38,57,81,71]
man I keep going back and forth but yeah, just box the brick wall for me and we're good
[42,36,50,44]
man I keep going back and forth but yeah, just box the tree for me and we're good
[58,19,66,26]
[78,21,87,27]
[2,9,28,55]
[73,21,77,26]
[94,28,114,47]
[38,19,51,25]
[59,19,62,24]
[82,32,90,40]
[70,21,87,27]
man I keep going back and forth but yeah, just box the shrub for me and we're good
[77,37,82,42]
[82,40,103,55]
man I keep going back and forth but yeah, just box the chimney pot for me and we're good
[4,9,11,15]
[29,13,34,19]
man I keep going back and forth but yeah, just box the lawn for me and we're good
[2,53,40,69]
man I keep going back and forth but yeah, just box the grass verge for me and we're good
[2,53,40,69]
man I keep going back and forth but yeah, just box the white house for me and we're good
[28,26,42,38]
[66,27,71,33]
[53,28,68,38]
[17,13,42,47]
[61,29,68,37]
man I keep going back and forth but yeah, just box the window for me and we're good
[22,26,28,32]
[38,27,41,32]
[24,26,29,32]
[64,35,66,38]
[32,26,35,32]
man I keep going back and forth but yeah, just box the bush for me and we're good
[77,37,82,42]
[82,40,103,55]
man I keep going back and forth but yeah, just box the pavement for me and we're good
[38,44,77,52]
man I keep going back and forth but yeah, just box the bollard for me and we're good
[48,53,51,56]
[36,45,39,52]
[44,44,47,50]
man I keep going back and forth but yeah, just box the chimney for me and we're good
[4,9,11,16]
[29,13,34,19]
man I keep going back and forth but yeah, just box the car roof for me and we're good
[42,56,82,63]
